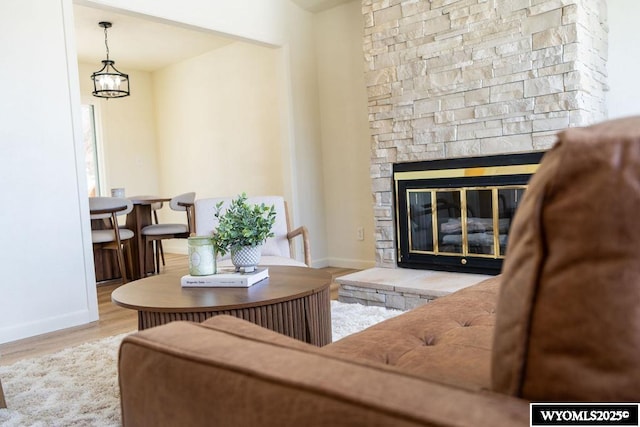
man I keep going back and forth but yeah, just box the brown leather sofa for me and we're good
[118,116,640,426]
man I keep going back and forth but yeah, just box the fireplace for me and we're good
[394,152,544,275]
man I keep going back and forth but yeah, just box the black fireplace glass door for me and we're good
[466,189,495,256]
[407,189,464,254]
[435,190,462,254]
[408,191,434,252]
[497,187,526,256]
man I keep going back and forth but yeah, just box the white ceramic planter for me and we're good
[230,245,262,273]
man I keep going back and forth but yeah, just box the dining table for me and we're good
[125,196,172,281]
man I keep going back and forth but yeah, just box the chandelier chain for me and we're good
[103,26,110,61]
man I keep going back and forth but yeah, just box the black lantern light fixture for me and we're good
[91,21,130,99]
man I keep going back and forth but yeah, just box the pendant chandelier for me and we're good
[91,21,130,99]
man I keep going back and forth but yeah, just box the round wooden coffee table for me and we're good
[111,265,332,346]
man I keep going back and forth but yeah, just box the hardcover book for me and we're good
[181,267,269,288]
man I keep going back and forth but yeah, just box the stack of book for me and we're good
[181,267,269,288]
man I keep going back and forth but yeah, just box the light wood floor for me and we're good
[0,254,356,365]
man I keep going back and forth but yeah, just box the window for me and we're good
[81,104,101,196]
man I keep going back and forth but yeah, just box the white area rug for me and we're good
[0,301,403,426]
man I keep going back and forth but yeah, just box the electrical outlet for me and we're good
[357,227,365,241]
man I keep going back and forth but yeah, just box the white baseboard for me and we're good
[311,258,330,268]
[0,309,98,345]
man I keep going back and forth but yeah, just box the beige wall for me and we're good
[281,3,329,266]
[77,63,161,198]
[315,1,375,268]
[152,42,286,253]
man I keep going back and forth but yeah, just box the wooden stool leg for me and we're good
[124,241,134,281]
[158,240,166,266]
[116,243,128,284]
[153,209,166,266]
[143,236,149,277]
[155,240,161,274]
[143,236,157,277]
[0,378,7,408]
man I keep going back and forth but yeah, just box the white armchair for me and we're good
[194,196,311,267]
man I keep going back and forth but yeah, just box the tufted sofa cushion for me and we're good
[492,116,640,401]
[322,276,500,391]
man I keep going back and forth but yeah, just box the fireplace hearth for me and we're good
[394,152,544,275]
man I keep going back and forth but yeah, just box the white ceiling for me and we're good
[74,5,235,72]
[74,0,355,73]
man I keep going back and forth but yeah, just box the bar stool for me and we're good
[89,197,134,283]
[141,192,195,275]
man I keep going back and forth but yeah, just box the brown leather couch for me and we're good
[118,116,640,426]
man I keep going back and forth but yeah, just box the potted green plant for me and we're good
[212,193,276,273]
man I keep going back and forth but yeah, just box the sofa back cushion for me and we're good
[492,116,640,401]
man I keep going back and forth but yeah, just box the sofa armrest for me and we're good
[119,316,529,427]
[287,225,311,266]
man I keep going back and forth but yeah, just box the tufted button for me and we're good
[422,336,436,346]
[460,320,472,327]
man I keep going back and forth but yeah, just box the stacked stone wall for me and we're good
[363,0,608,267]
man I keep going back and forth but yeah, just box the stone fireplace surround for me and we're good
[337,0,608,308]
